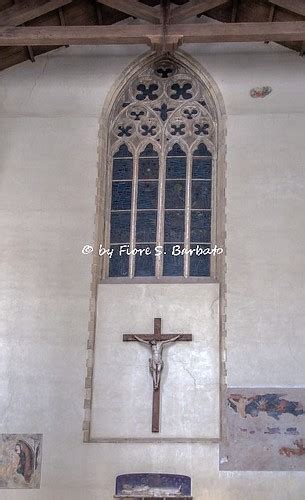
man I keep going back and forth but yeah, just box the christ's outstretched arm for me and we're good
[134,335,150,345]
[160,335,181,346]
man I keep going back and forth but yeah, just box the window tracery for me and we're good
[104,58,217,279]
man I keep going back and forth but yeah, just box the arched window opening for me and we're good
[103,57,219,280]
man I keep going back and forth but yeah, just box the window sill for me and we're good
[100,277,218,285]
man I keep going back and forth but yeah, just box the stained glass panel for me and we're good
[189,245,210,276]
[137,181,158,209]
[136,211,157,242]
[166,157,186,179]
[192,157,212,179]
[113,144,132,158]
[113,158,133,180]
[164,211,185,242]
[109,245,129,277]
[191,180,211,210]
[140,144,158,157]
[111,182,132,210]
[139,157,159,179]
[168,143,186,157]
[193,143,212,157]
[163,244,184,276]
[110,212,131,244]
[190,211,211,242]
[165,180,185,209]
[135,245,155,276]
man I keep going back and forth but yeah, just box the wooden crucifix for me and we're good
[123,318,192,433]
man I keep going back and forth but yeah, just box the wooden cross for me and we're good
[123,317,192,433]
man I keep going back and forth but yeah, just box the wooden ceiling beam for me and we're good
[0,24,159,45]
[96,0,161,24]
[0,0,72,26]
[169,0,228,23]
[1,22,305,46]
[174,21,305,42]
[270,0,305,18]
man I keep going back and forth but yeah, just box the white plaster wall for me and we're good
[92,283,219,439]
[1,42,305,499]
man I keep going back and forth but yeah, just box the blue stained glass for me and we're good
[166,157,186,179]
[192,157,212,179]
[110,212,131,244]
[190,211,211,242]
[113,158,133,180]
[163,244,184,276]
[168,143,186,157]
[193,143,212,157]
[191,180,211,209]
[135,244,155,276]
[190,244,210,276]
[170,83,192,100]
[139,157,159,179]
[165,180,185,209]
[111,182,132,210]
[140,144,158,157]
[113,144,132,158]
[136,83,159,101]
[136,211,157,242]
[164,211,185,242]
[137,181,158,209]
[109,245,129,277]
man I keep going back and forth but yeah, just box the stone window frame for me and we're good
[83,50,227,443]
[100,54,221,283]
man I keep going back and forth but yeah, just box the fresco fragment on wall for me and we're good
[220,389,305,471]
[0,434,42,489]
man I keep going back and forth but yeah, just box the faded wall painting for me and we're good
[220,389,305,471]
[0,434,42,488]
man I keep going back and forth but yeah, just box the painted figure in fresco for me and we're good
[15,440,37,483]
[228,393,305,420]
[134,335,181,390]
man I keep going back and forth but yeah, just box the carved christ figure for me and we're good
[134,335,181,390]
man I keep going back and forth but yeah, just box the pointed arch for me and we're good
[95,51,226,282]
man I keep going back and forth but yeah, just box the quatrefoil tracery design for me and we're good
[141,124,157,136]
[136,83,159,101]
[117,124,133,137]
[170,83,193,100]
[194,123,210,136]
[170,123,186,136]
[111,59,215,151]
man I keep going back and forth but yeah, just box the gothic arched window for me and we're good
[102,57,219,280]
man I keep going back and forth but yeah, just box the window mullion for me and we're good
[129,151,139,278]
[155,144,165,279]
[184,152,192,278]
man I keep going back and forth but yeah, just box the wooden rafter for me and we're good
[11,0,35,63]
[1,22,305,46]
[231,0,239,23]
[96,0,161,24]
[0,0,72,26]
[270,0,305,18]
[169,0,228,23]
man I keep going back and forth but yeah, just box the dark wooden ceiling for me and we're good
[1,0,304,72]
